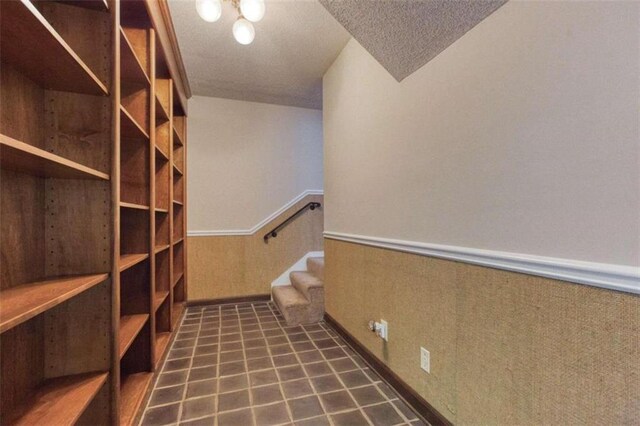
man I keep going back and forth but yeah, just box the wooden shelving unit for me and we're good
[1,0,189,424]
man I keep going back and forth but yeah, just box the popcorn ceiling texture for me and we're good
[324,239,640,424]
[320,0,508,81]
[168,1,350,109]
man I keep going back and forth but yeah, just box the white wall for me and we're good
[323,0,640,266]
[188,96,323,231]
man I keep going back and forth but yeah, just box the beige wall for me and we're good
[323,1,640,266]
[188,195,324,301]
[325,239,639,425]
[187,96,323,232]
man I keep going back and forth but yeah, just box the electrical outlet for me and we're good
[380,319,388,342]
[420,347,430,373]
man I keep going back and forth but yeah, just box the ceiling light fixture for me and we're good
[196,0,265,45]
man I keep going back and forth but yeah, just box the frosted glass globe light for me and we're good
[240,0,265,22]
[196,0,222,22]
[233,18,255,45]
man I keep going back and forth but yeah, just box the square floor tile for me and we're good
[180,415,215,425]
[295,415,330,426]
[181,396,216,421]
[141,402,180,425]
[251,383,283,405]
[217,389,251,413]
[189,366,218,382]
[310,375,343,393]
[281,378,314,399]
[192,354,217,368]
[272,354,298,368]
[363,402,404,426]
[218,374,248,393]
[288,395,325,421]
[304,361,332,377]
[330,410,368,426]
[219,350,244,364]
[350,385,386,406]
[319,390,357,413]
[330,357,358,373]
[164,358,190,371]
[217,408,253,426]
[254,401,291,425]
[157,370,188,387]
[219,361,245,377]
[298,350,323,363]
[393,399,419,421]
[322,347,348,360]
[149,384,184,407]
[247,356,273,371]
[277,365,306,382]
[245,347,269,359]
[339,370,371,388]
[249,369,279,387]
[269,344,293,356]
[186,379,217,398]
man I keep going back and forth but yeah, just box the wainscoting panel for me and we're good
[324,238,640,425]
[187,195,323,300]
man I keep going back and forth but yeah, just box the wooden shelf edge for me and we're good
[120,372,153,426]
[6,372,108,425]
[154,244,170,254]
[171,302,184,330]
[172,237,184,245]
[120,27,151,85]
[173,164,183,176]
[1,0,108,96]
[56,0,109,12]
[154,291,169,312]
[1,134,110,180]
[172,199,183,206]
[155,332,171,369]
[155,207,169,214]
[119,314,149,359]
[0,273,109,334]
[172,271,183,288]
[155,96,170,122]
[155,145,170,162]
[120,106,150,140]
[120,201,150,211]
[119,253,149,272]
[172,126,184,146]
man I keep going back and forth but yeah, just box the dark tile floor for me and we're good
[140,302,427,426]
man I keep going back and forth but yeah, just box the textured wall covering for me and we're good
[188,195,324,300]
[324,239,640,425]
[320,0,507,81]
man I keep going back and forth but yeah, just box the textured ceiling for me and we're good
[168,0,350,109]
[320,0,508,82]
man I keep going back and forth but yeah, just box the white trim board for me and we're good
[324,231,640,295]
[188,190,323,237]
[272,251,324,287]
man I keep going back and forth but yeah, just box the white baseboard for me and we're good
[324,231,640,295]
[188,190,323,237]
[271,251,324,287]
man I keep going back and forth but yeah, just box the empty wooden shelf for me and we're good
[0,274,108,333]
[120,372,153,426]
[5,372,108,426]
[155,332,171,366]
[119,253,149,272]
[120,27,150,85]
[0,0,107,96]
[154,291,169,311]
[56,0,109,12]
[155,244,170,254]
[173,126,184,146]
[156,145,170,162]
[120,201,150,211]
[119,314,149,358]
[121,105,150,140]
[0,135,110,181]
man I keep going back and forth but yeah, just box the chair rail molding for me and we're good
[324,231,640,295]
[188,190,323,237]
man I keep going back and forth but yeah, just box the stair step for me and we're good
[272,285,311,326]
[307,256,324,280]
[290,271,323,302]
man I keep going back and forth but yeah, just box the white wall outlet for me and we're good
[379,319,388,342]
[420,347,430,373]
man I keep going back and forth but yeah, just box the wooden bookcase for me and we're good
[0,1,189,424]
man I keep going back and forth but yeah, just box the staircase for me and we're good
[272,256,324,326]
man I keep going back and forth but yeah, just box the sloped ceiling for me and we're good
[320,0,508,81]
[168,0,350,110]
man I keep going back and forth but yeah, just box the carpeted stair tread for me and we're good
[290,271,323,293]
[273,285,310,307]
[307,257,324,280]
